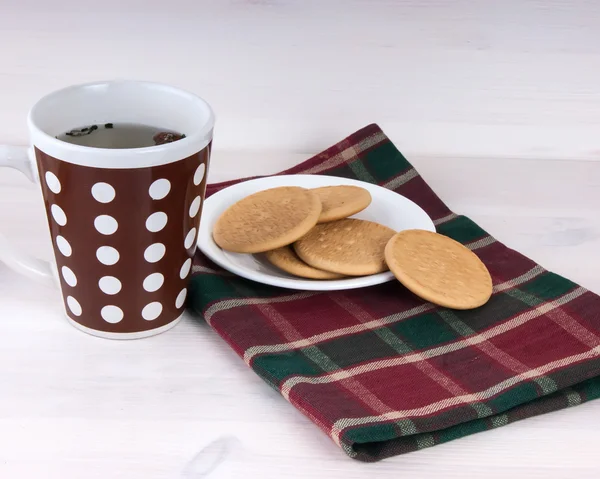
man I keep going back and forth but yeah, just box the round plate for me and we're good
[197,175,435,291]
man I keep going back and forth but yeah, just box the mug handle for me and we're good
[0,145,54,286]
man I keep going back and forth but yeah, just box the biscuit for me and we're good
[384,229,493,310]
[213,186,322,253]
[294,218,396,276]
[312,185,372,223]
[265,246,346,280]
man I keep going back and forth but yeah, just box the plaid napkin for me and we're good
[188,124,600,462]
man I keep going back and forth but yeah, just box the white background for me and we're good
[0,1,599,478]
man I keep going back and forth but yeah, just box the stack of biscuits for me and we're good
[212,185,492,310]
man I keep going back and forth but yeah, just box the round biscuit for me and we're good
[213,186,322,253]
[265,246,346,280]
[294,218,396,276]
[384,229,493,310]
[312,185,372,223]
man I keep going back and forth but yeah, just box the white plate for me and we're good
[197,175,435,291]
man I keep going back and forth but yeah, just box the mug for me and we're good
[0,80,214,339]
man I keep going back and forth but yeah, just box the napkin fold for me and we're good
[189,124,600,462]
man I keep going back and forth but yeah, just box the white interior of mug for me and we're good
[28,81,214,168]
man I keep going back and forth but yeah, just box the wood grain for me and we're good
[1,151,599,478]
[1,1,600,477]
[0,0,599,159]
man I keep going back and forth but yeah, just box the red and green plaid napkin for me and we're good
[189,124,600,462]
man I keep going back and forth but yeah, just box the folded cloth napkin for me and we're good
[189,124,600,462]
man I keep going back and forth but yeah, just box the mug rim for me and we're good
[27,80,215,168]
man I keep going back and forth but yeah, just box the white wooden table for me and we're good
[1,1,599,478]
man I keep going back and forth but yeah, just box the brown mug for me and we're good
[0,81,214,339]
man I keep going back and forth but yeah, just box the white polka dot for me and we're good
[146,212,168,232]
[149,179,171,200]
[45,172,61,194]
[61,266,77,287]
[184,228,197,249]
[180,258,192,279]
[56,236,72,257]
[175,288,187,308]
[99,276,122,295]
[193,163,206,186]
[143,273,164,292]
[144,243,166,263]
[66,296,82,316]
[94,215,118,235]
[189,196,201,217]
[51,204,67,226]
[91,182,116,203]
[101,305,124,323]
[142,302,163,321]
[96,246,120,265]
